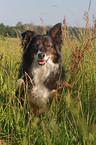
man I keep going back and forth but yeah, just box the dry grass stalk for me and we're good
[94,19,96,36]
[63,15,66,37]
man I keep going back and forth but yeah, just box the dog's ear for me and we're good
[49,23,62,44]
[49,23,62,63]
[21,30,36,49]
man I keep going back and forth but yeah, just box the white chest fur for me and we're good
[29,58,59,111]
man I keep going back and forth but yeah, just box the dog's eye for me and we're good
[44,42,51,48]
[34,41,40,47]
[36,41,40,46]
[44,42,48,46]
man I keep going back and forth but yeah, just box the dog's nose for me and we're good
[38,53,45,59]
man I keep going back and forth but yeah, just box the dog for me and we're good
[18,23,65,115]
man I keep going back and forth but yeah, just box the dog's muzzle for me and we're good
[37,52,49,65]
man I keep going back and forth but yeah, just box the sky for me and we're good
[0,0,96,27]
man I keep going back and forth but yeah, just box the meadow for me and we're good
[0,19,96,144]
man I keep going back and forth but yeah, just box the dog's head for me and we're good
[22,23,62,66]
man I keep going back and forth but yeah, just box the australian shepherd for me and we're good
[18,23,65,115]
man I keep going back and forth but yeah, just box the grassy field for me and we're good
[0,21,96,145]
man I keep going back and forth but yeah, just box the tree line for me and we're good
[0,22,51,38]
[0,21,92,39]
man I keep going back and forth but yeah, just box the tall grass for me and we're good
[0,18,96,144]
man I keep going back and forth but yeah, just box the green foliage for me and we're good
[0,22,96,144]
[0,22,48,38]
[0,22,93,39]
